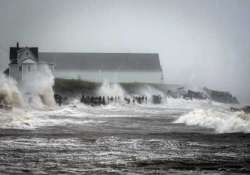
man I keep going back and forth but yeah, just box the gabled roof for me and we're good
[17,48,38,63]
[9,47,38,64]
[39,52,162,72]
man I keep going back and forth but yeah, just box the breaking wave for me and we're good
[0,65,56,128]
[174,108,250,133]
[1,72,250,134]
[0,74,24,107]
[136,85,164,97]
[0,65,55,110]
[97,80,127,97]
[20,65,56,109]
[135,85,167,104]
[96,81,168,104]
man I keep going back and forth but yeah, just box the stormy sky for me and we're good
[0,0,249,103]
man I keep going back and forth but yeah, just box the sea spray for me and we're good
[20,65,56,109]
[97,80,127,98]
[0,74,32,128]
[0,74,24,107]
[136,85,166,104]
[97,81,168,104]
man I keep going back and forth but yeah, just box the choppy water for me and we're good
[0,99,250,174]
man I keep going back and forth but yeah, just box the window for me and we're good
[19,66,22,72]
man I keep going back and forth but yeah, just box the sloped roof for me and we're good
[9,47,38,64]
[39,52,162,72]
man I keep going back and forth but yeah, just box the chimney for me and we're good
[16,42,19,49]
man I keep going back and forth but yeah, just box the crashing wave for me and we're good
[0,66,57,128]
[0,65,55,110]
[0,74,24,108]
[97,80,127,98]
[174,108,250,133]
[20,65,56,109]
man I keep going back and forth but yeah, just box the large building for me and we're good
[5,43,54,82]
[5,43,163,83]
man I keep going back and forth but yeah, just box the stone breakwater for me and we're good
[54,94,163,106]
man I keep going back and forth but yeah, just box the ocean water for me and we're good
[0,99,250,175]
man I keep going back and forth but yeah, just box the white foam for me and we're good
[1,78,248,135]
[0,74,24,107]
[20,65,56,109]
[174,108,250,133]
[136,85,167,104]
[0,65,56,110]
[0,108,33,129]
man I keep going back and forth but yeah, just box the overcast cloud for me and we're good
[0,0,249,103]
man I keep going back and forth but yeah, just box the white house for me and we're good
[5,43,53,82]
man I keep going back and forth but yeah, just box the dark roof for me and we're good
[39,52,162,72]
[9,47,38,64]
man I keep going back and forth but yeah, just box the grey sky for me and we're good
[0,0,249,103]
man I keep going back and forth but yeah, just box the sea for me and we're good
[0,98,249,175]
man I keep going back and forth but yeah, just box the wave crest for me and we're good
[0,74,24,107]
[174,108,250,133]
